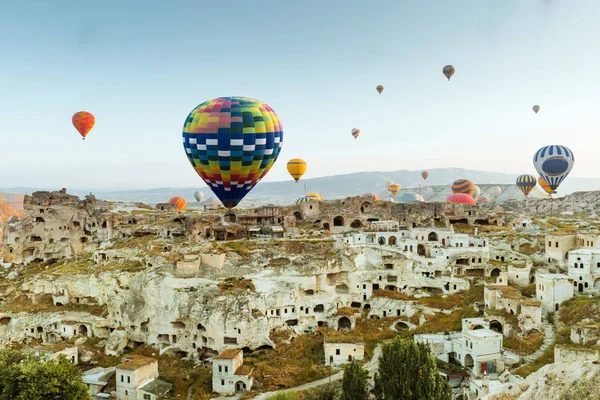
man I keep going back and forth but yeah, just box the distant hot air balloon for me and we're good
[294,196,313,205]
[446,193,476,205]
[306,192,323,201]
[383,197,395,203]
[533,105,540,114]
[182,97,283,209]
[287,158,307,182]
[533,145,574,192]
[194,191,204,202]
[351,128,360,140]
[477,195,490,204]
[452,179,475,196]
[385,180,394,190]
[72,111,95,140]
[490,186,502,197]
[397,193,425,203]
[421,171,429,180]
[443,65,456,81]
[472,185,481,200]
[168,196,187,211]
[376,85,384,94]
[538,176,555,195]
[388,183,401,196]
[363,193,380,201]
[516,174,537,197]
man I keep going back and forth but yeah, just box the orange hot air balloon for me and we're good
[168,196,187,211]
[538,176,555,195]
[72,111,95,140]
[421,171,429,180]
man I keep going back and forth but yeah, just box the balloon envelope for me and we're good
[472,185,481,200]
[385,180,394,190]
[538,176,555,195]
[516,174,537,197]
[533,105,540,114]
[182,97,283,209]
[287,158,307,182]
[168,196,186,211]
[194,191,204,202]
[452,179,475,196]
[306,192,323,201]
[446,193,476,205]
[397,193,424,203]
[388,183,401,196]
[363,193,380,201]
[294,196,314,205]
[351,128,360,139]
[477,195,490,204]
[421,171,429,180]
[383,197,395,203]
[443,65,456,80]
[533,145,574,191]
[490,186,502,196]
[72,111,95,140]
[376,85,384,94]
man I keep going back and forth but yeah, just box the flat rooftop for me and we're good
[536,274,571,280]
[464,329,502,339]
[117,355,156,370]
[216,349,242,360]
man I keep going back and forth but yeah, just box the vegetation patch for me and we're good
[503,331,544,355]
[559,296,600,326]
[513,343,555,377]
[218,277,256,294]
[2,293,107,316]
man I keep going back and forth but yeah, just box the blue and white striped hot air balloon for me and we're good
[533,145,574,192]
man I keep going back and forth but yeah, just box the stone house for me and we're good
[82,366,116,397]
[324,340,365,366]
[535,274,574,314]
[567,249,600,293]
[570,323,600,345]
[115,356,172,400]
[60,321,92,339]
[212,349,253,395]
[545,233,598,262]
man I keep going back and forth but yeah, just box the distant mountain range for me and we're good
[3,168,600,208]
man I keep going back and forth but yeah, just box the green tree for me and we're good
[0,349,90,400]
[372,338,451,400]
[340,360,369,400]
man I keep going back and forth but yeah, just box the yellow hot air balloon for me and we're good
[388,183,401,196]
[287,158,307,182]
[306,192,323,201]
[376,85,384,94]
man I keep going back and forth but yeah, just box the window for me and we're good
[218,366,222,372]
[548,241,551,247]
[336,349,340,355]
[555,242,559,247]
[144,395,151,400]
[225,366,228,373]
[221,379,225,386]
[125,391,128,395]
[121,375,124,382]
[127,376,130,384]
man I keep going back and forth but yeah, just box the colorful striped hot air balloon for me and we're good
[533,145,574,192]
[287,158,307,182]
[538,176,555,195]
[490,186,502,197]
[446,193,476,205]
[477,195,490,203]
[388,183,401,196]
[72,111,95,140]
[516,174,537,197]
[363,193,380,201]
[168,196,186,211]
[351,128,360,139]
[182,97,283,209]
[294,196,313,205]
[472,185,481,200]
[452,179,475,196]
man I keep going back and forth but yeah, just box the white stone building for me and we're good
[115,356,172,400]
[545,233,598,262]
[567,249,600,293]
[324,341,365,366]
[212,349,253,395]
[535,274,574,314]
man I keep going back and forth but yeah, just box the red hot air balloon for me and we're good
[72,111,95,140]
[446,193,476,205]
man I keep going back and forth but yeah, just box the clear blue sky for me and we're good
[1,0,599,189]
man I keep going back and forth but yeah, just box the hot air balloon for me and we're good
[385,180,394,190]
[182,97,283,209]
[421,171,429,180]
[490,186,502,197]
[168,196,187,211]
[376,85,384,94]
[446,193,476,205]
[533,145,574,192]
[294,196,313,205]
[72,111,95,140]
[397,193,425,203]
[363,193,380,201]
[287,158,307,182]
[452,179,475,196]
[351,128,360,140]
[533,105,540,114]
[383,197,395,203]
[443,65,455,81]
[306,192,323,201]
[388,183,401,196]
[472,185,481,200]
[538,176,555,195]
[516,174,537,197]
[477,195,490,204]
[194,191,204,202]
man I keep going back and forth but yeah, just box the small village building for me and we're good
[567,249,600,293]
[324,340,365,366]
[59,321,92,339]
[545,233,598,262]
[535,274,574,314]
[115,356,172,400]
[82,367,116,397]
[212,349,253,395]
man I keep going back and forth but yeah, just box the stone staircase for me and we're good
[523,323,555,364]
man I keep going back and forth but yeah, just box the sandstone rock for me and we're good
[105,330,128,356]
[75,337,88,346]
[7,271,18,280]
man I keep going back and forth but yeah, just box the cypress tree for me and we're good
[340,360,369,400]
